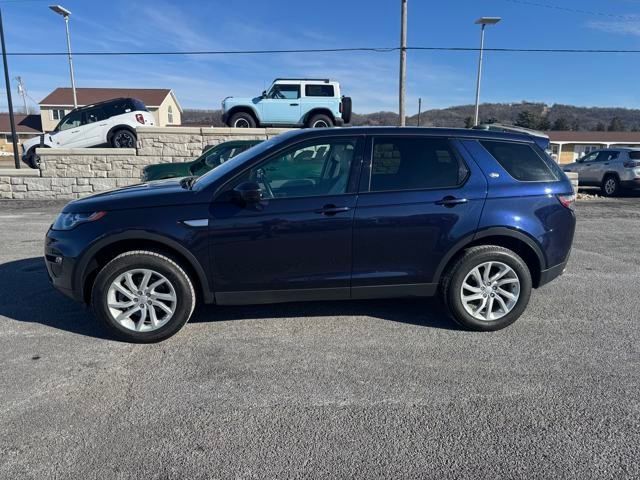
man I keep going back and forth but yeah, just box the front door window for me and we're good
[231,138,357,199]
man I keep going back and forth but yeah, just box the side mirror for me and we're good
[232,181,262,205]
[261,90,267,98]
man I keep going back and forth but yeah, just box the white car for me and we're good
[22,97,155,168]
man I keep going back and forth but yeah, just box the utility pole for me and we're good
[0,8,20,169]
[417,97,422,126]
[50,5,77,108]
[15,76,28,114]
[398,0,407,127]
[473,17,501,126]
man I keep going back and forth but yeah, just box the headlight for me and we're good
[52,211,106,231]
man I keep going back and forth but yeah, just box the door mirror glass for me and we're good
[232,181,262,205]
[261,90,267,98]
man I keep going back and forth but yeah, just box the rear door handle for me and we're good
[435,196,468,207]
[314,205,351,215]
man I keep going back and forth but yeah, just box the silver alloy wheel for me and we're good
[460,261,520,321]
[234,118,250,128]
[604,178,616,195]
[106,268,177,332]
[312,120,329,128]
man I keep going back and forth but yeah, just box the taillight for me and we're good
[623,160,640,168]
[135,113,145,124]
[339,102,342,113]
[557,193,576,210]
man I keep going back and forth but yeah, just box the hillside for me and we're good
[182,102,640,131]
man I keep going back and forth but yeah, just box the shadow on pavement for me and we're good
[0,257,458,340]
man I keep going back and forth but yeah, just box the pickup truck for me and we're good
[222,78,351,129]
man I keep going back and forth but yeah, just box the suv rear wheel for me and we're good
[229,112,256,128]
[307,113,334,128]
[442,246,532,331]
[601,174,620,197]
[91,250,196,343]
[110,129,137,148]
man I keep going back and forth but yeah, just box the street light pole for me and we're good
[473,17,501,126]
[50,5,77,108]
[0,8,20,169]
[398,0,407,127]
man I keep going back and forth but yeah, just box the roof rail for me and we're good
[273,78,330,83]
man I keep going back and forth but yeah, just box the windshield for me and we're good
[193,132,298,188]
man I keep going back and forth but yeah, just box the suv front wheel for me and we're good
[229,112,256,128]
[91,250,196,343]
[110,129,137,148]
[442,246,532,331]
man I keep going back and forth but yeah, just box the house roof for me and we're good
[548,131,640,143]
[0,113,42,134]
[39,88,182,111]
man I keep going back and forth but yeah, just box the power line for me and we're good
[4,46,640,56]
[496,0,638,21]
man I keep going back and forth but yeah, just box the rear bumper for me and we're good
[538,259,568,287]
[621,178,640,189]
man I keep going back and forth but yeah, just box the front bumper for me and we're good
[44,228,84,303]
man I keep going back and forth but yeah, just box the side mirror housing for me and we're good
[232,181,262,205]
[261,90,267,98]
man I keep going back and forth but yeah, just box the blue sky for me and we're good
[1,0,640,113]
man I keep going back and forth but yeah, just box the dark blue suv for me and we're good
[45,128,576,342]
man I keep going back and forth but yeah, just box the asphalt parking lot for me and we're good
[0,199,638,479]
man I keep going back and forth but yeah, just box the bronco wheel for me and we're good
[601,174,620,197]
[229,112,256,128]
[91,250,196,343]
[307,113,333,128]
[442,246,532,331]
[25,148,41,169]
[110,129,137,148]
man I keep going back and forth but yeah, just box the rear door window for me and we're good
[305,84,335,97]
[102,100,133,118]
[370,137,469,192]
[480,140,560,182]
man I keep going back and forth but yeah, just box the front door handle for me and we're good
[290,103,299,106]
[314,205,351,216]
[435,196,468,207]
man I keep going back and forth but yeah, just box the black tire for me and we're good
[110,129,137,148]
[441,246,532,331]
[341,96,352,124]
[229,111,256,128]
[601,174,620,197]
[307,113,333,128]
[91,250,196,343]
[24,148,41,169]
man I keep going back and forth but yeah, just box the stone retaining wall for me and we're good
[0,127,291,200]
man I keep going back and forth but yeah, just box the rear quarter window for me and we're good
[305,84,335,97]
[629,151,640,160]
[480,140,561,182]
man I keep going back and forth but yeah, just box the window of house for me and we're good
[305,84,335,97]
[168,105,174,124]
[51,109,65,121]
[370,137,468,192]
[480,140,560,182]
[5,134,15,143]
